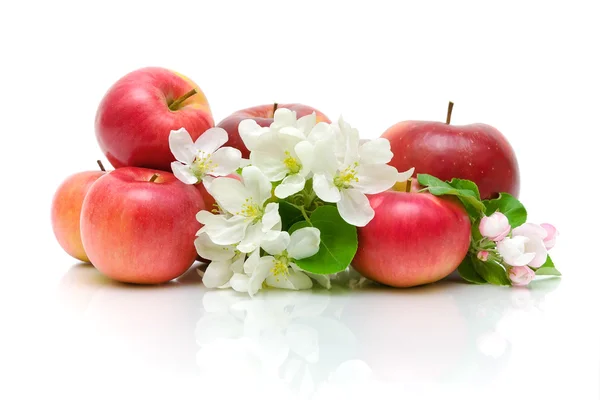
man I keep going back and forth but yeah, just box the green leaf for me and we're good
[449,178,481,200]
[289,206,357,275]
[473,259,512,286]
[458,256,487,284]
[417,174,485,219]
[535,255,561,276]
[279,201,305,231]
[482,193,527,228]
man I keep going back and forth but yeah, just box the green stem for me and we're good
[169,88,197,111]
[287,202,313,225]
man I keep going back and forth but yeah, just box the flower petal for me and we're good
[353,164,399,194]
[261,202,282,232]
[209,147,242,176]
[238,119,268,151]
[274,174,306,199]
[249,257,275,296]
[312,139,339,175]
[396,167,415,183]
[194,127,229,154]
[241,249,259,275]
[171,161,198,184]
[497,236,536,267]
[195,233,236,261]
[242,166,273,205]
[513,223,548,240]
[540,223,558,250]
[169,128,196,164]
[337,189,375,227]
[209,177,251,215]
[305,271,331,289]
[524,236,548,268]
[297,112,317,134]
[508,266,535,286]
[294,141,314,174]
[272,108,297,129]
[307,121,335,143]
[230,254,245,274]
[313,173,341,203]
[261,231,291,256]
[249,135,289,181]
[202,260,234,288]
[266,269,313,290]
[230,273,250,293]
[479,212,511,242]
[237,222,266,254]
[198,214,249,245]
[287,227,320,260]
[358,138,394,164]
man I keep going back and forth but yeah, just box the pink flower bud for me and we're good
[540,223,558,250]
[508,265,535,286]
[477,250,490,261]
[479,212,511,242]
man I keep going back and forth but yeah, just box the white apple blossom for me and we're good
[249,132,315,199]
[511,223,549,268]
[496,236,536,267]
[169,127,242,184]
[238,108,317,152]
[197,166,281,253]
[195,233,248,289]
[311,116,413,227]
[508,265,535,286]
[540,223,558,250]
[479,212,511,242]
[229,227,321,297]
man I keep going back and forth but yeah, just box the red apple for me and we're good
[80,167,205,284]
[382,102,520,199]
[95,67,214,171]
[51,169,106,262]
[217,103,330,158]
[352,190,471,287]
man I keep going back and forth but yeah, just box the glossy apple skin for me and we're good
[80,167,205,284]
[382,121,520,199]
[352,191,471,287]
[51,171,105,262]
[217,103,330,158]
[95,67,214,171]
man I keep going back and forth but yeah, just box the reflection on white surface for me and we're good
[55,264,565,398]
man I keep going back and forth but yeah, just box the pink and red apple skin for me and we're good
[80,167,205,284]
[217,103,330,158]
[382,121,520,199]
[95,67,214,172]
[51,171,106,262]
[352,191,471,287]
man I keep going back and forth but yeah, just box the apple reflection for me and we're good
[57,263,561,392]
[57,263,205,377]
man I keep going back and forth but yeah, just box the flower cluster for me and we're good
[169,108,411,296]
[475,213,558,286]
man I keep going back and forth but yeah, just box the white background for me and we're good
[1,0,599,399]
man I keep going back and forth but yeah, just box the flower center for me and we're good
[283,151,302,174]
[270,256,290,281]
[191,151,217,178]
[238,197,263,221]
[333,162,359,189]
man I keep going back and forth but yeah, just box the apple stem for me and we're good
[169,88,197,111]
[272,102,279,117]
[97,160,106,172]
[446,101,454,124]
[149,173,160,183]
[405,178,412,193]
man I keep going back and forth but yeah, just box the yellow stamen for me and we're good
[270,257,290,282]
[283,151,302,174]
[334,162,359,189]
[191,151,217,178]
[237,197,263,221]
